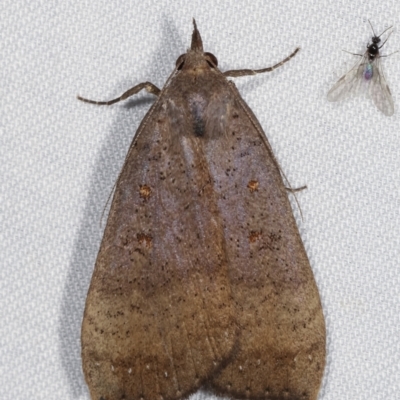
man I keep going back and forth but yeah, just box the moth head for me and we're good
[175,19,219,71]
[175,52,218,70]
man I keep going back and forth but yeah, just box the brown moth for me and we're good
[79,20,326,400]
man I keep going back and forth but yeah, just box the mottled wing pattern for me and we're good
[81,89,237,400]
[81,26,325,400]
[205,78,326,400]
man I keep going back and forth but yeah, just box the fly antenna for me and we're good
[379,29,393,49]
[368,20,377,37]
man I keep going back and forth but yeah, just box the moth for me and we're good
[79,20,326,400]
[327,21,395,116]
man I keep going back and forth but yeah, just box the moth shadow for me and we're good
[123,95,154,109]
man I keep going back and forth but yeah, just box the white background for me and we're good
[1,1,400,399]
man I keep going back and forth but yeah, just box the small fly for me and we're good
[327,21,396,116]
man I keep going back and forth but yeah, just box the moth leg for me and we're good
[223,47,300,78]
[77,81,161,105]
[285,186,307,220]
[286,185,307,193]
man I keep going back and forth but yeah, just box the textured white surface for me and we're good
[1,1,400,399]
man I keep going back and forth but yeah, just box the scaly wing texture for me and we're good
[81,84,237,400]
[82,57,325,400]
[206,78,326,400]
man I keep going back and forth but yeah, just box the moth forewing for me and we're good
[80,20,326,400]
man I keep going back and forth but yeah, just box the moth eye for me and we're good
[205,52,218,67]
[176,54,186,69]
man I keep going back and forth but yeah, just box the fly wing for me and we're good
[207,79,326,400]
[327,54,367,101]
[81,90,237,400]
[369,56,394,116]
